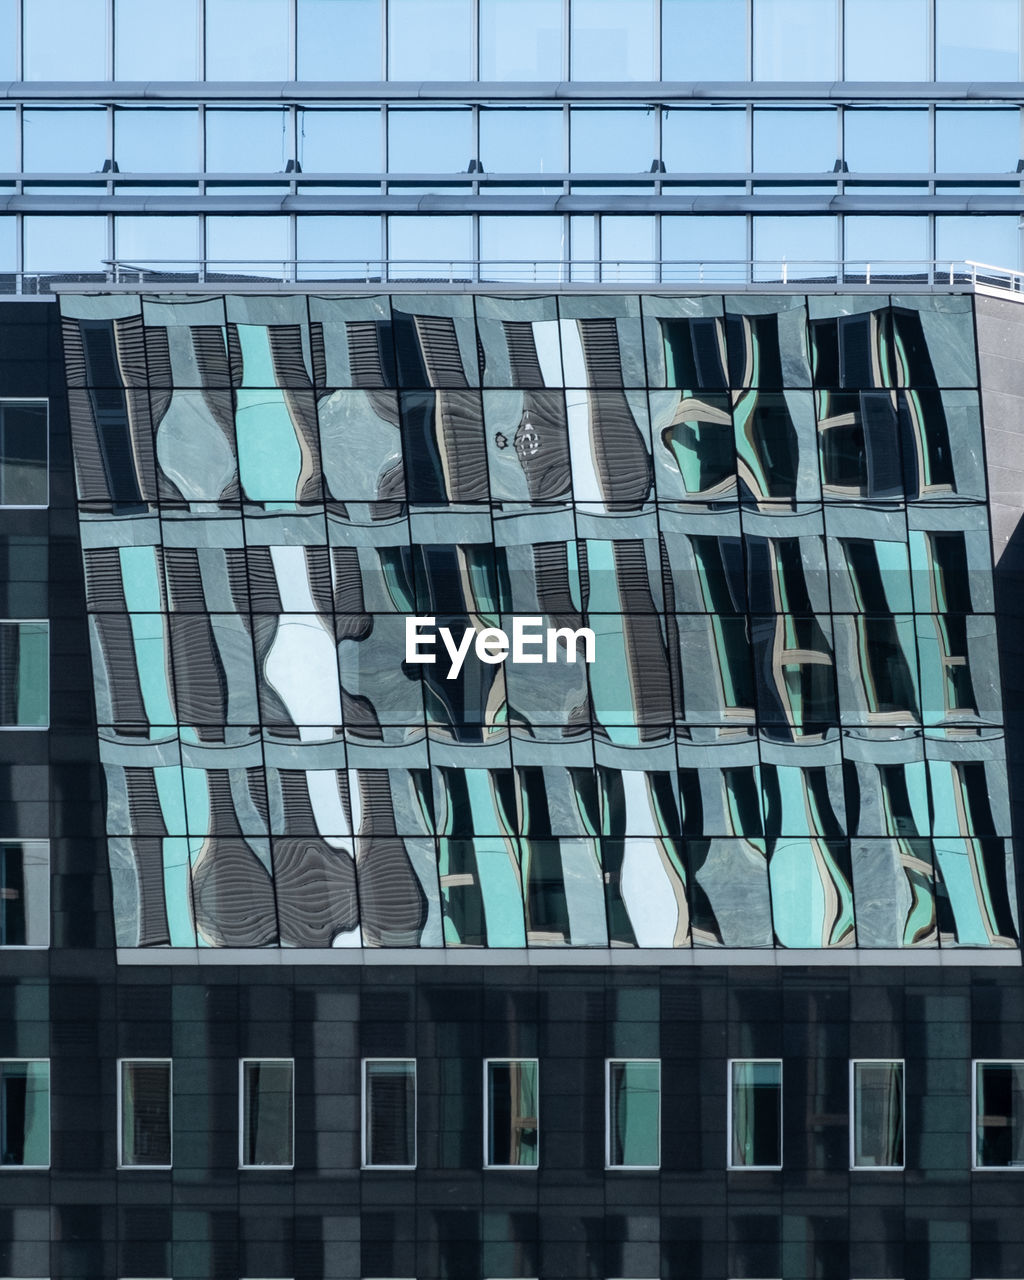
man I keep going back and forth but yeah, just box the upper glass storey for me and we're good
[6,0,1022,82]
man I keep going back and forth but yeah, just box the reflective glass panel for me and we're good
[730,1060,781,1167]
[570,109,656,171]
[205,216,290,275]
[299,109,381,172]
[205,0,291,79]
[844,110,930,173]
[388,215,472,277]
[937,0,1020,80]
[388,0,473,79]
[662,0,747,79]
[753,217,838,280]
[241,1060,293,1167]
[23,109,108,173]
[852,1060,904,1168]
[0,841,48,945]
[753,0,837,80]
[976,1062,1024,1166]
[480,0,563,79]
[120,1060,172,1168]
[935,216,1021,270]
[0,219,13,273]
[601,216,656,282]
[844,0,928,80]
[754,109,838,172]
[115,216,200,273]
[607,1060,660,1167]
[115,110,199,174]
[296,215,382,279]
[480,109,564,173]
[363,1059,416,1167]
[0,110,15,173]
[571,0,656,80]
[0,621,47,727]
[297,0,382,80]
[387,109,474,173]
[0,1061,49,1166]
[844,217,930,278]
[486,1060,539,1167]
[662,217,747,282]
[663,108,747,173]
[936,110,1020,173]
[115,0,200,78]
[479,216,565,282]
[206,110,288,173]
[0,0,14,78]
[23,216,107,273]
[23,0,106,78]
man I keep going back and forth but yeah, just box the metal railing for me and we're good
[9,257,1021,293]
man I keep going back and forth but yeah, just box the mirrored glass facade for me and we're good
[58,288,1017,952]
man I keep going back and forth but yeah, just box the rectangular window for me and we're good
[0,840,49,947]
[0,402,47,507]
[119,1060,172,1169]
[485,1059,539,1168]
[606,1059,661,1169]
[729,1059,781,1169]
[362,1059,416,1169]
[975,1060,1024,1167]
[0,622,48,728]
[0,1060,49,1168]
[851,1060,904,1169]
[240,1059,293,1169]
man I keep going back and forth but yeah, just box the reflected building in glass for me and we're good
[5,2,1024,1279]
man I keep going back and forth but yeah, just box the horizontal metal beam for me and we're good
[2,79,1023,104]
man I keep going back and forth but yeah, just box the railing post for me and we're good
[866,263,871,286]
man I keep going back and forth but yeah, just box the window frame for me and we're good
[483,1057,540,1171]
[0,838,49,949]
[849,1057,905,1171]
[605,1057,662,1171]
[727,1057,782,1171]
[361,1057,417,1171]
[238,1056,295,1171]
[973,1058,1024,1171]
[0,619,49,731]
[0,1057,50,1170]
[117,1057,172,1171]
[0,399,48,509]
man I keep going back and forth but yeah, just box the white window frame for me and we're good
[0,1057,50,1170]
[483,1057,539,1171]
[239,1057,295,1171]
[0,398,48,509]
[605,1057,661,1171]
[361,1057,417,1171]
[0,837,49,948]
[849,1058,905,1171]
[117,1057,172,1170]
[727,1057,782,1171]
[972,1058,1024,1171]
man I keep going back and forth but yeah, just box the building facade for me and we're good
[4,2,1024,1279]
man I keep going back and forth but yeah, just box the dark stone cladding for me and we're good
[5,295,1024,1279]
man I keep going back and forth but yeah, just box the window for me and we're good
[729,1059,781,1169]
[119,1060,172,1169]
[0,1060,49,1167]
[240,1059,293,1169]
[362,1059,416,1169]
[0,840,48,947]
[850,1060,904,1169]
[0,621,48,728]
[0,403,47,508]
[974,1061,1024,1168]
[606,1060,660,1169]
[485,1059,538,1168]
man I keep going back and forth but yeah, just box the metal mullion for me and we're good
[653,0,661,81]
[837,0,844,81]
[563,0,570,81]
[382,0,389,80]
[472,0,480,81]
[106,0,114,81]
[198,0,206,81]
[746,0,753,81]
[15,0,22,81]
[289,0,298,81]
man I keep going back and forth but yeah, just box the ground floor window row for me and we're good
[5,1056,1024,1172]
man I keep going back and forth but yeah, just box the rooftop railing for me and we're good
[17,257,1023,293]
